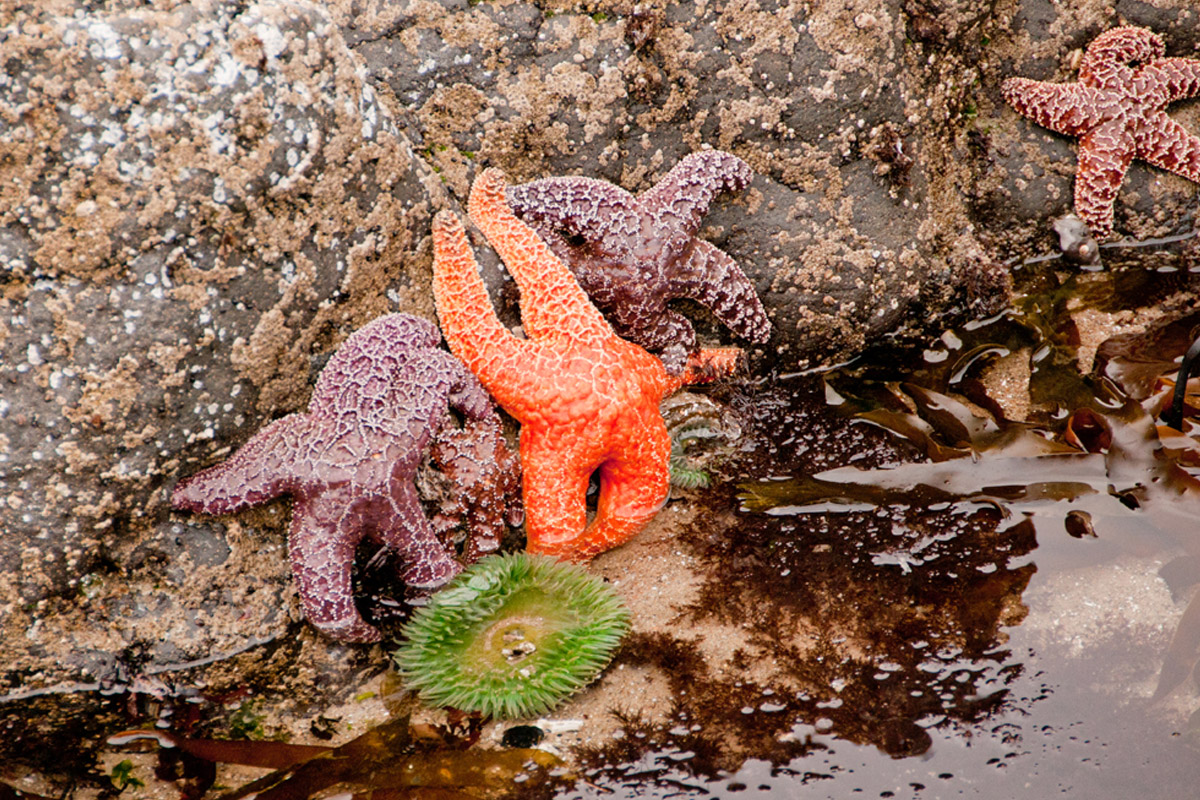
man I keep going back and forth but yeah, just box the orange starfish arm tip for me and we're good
[467,168,612,343]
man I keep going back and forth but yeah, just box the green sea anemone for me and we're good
[394,552,630,719]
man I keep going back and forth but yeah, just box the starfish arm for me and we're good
[517,214,584,266]
[309,314,442,412]
[1079,26,1164,89]
[517,425,593,557]
[171,413,311,515]
[1146,58,1200,105]
[557,260,689,354]
[1074,124,1137,238]
[1137,114,1200,184]
[381,476,462,588]
[507,177,638,260]
[617,305,697,355]
[431,209,539,389]
[468,169,613,344]
[428,416,518,561]
[665,347,746,394]
[667,239,773,344]
[638,150,754,238]
[536,415,672,561]
[438,350,495,423]
[1002,78,1105,137]
[287,494,381,642]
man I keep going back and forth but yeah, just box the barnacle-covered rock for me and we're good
[0,0,446,681]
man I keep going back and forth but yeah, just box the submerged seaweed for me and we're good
[572,253,1200,789]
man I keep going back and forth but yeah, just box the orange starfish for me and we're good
[432,169,741,560]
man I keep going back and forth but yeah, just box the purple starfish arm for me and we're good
[504,150,771,365]
[670,240,772,343]
[508,177,638,259]
[444,355,494,423]
[171,414,313,515]
[639,150,754,244]
[308,313,441,419]
[287,492,379,642]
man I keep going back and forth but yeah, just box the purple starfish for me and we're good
[506,150,772,371]
[1003,26,1200,239]
[171,313,494,643]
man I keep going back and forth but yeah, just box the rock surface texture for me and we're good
[4,0,1200,740]
[0,0,450,693]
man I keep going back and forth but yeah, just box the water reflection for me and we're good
[567,256,1200,797]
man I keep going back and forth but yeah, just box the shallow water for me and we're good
[559,245,1200,799]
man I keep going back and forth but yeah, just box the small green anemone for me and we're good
[394,552,630,719]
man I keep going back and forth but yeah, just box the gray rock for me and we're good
[352,0,1012,369]
[0,0,450,690]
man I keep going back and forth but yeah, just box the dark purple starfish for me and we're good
[423,415,523,562]
[506,150,772,372]
[171,313,494,643]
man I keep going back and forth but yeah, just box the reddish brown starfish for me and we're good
[432,169,742,560]
[172,314,495,643]
[1003,25,1200,239]
[506,150,771,372]
[423,415,523,562]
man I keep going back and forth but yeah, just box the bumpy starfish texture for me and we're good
[424,415,523,562]
[506,150,772,371]
[172,313,495,643]
[432,168,743,560]
[1003,25,1200,239]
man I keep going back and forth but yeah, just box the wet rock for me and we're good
[500,724,546,748]
[10,0,1199,747]
[0,0,449,690]
[1052,215,1101,266]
